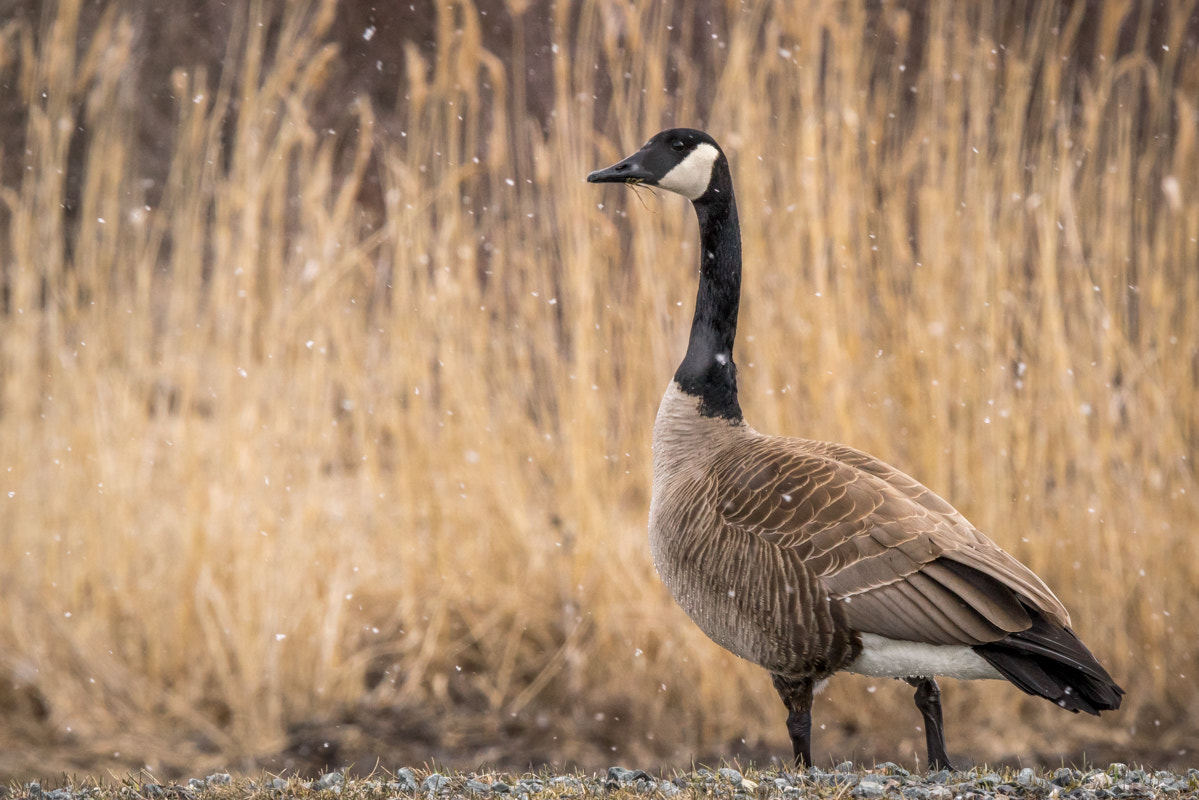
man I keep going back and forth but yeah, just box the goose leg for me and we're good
[771,674,815,767]
[906,677,955,771]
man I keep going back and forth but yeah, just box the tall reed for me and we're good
[0,0,1196,778]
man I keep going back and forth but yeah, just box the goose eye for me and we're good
[671,140,686,152]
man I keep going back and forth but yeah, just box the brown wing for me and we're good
[710,435,1071,646]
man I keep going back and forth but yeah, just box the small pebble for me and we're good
[1053,767,1082,786]
[316,773,344,790]
[609,767,654,786]
[420,774,451,794]
[393,768,420,794]
[718,768,743,784]
[79,765,1199,800]
[853,776,887,798]
[976,772,1002,787]
[877,762,910,777]
[658,781,681,797]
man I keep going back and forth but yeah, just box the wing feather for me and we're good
[710,435,1070,646]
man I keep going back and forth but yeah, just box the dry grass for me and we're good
[15,765,1199,800]
[1,0,1197,782]
[13,765,1199,800]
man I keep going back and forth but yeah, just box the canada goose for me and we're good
[587,128,1123,770]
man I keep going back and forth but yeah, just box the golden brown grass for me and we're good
[1,0,1197,781]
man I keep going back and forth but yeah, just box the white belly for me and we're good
[847,633,1004,680]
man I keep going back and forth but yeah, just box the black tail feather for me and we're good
[973,610,1124,715]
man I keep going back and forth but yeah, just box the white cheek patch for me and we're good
[657,142,720,200]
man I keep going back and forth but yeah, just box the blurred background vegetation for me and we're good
[1,0,1197,783]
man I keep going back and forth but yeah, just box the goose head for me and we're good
[587,128,724,202]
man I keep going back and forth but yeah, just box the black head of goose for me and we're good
[588,128,1123,770]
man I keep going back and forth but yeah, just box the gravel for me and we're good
[9,764,1199,800]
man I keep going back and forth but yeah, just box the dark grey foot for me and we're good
[771,673,816,767]
[906,676,954,771]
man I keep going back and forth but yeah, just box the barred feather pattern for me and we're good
[649,380,1117,700]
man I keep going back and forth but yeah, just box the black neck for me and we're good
[673,160,742,421]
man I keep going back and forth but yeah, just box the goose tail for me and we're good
[973,610,1124,714]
